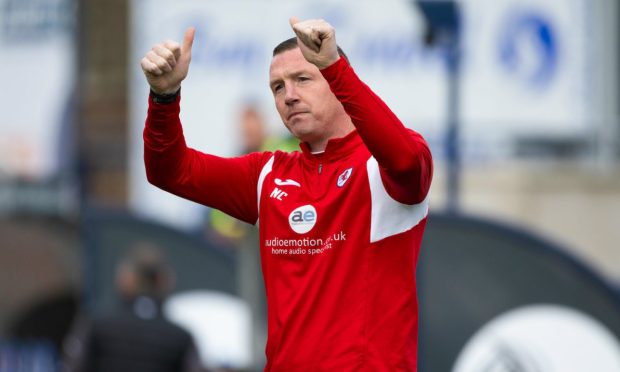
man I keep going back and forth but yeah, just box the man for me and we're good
[141,18,433,371]
[62,245,205,372]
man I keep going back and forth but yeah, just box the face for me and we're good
[269,48,351,149]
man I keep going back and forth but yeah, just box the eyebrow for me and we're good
[269,70,312,88]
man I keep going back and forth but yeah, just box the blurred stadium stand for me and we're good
[0,216,79,372]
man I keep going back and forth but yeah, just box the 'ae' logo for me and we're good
[288,205,317,234]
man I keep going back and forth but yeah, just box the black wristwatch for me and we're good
[150,88,180,104]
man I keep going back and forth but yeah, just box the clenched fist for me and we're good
[289,17,340,70]
[140,27,195,95]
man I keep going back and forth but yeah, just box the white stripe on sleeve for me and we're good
[256,155,275,220]
[367,156,429,243]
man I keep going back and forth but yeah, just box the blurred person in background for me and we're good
[207,102,298,245]
[236,102,299,154]
[141,17,432,371]
[62,244,205,372]
[206,103,269,245]
[238,104,268,155]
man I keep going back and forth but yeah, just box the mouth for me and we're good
[287,111,308,121]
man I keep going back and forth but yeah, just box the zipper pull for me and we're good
[318,164,323,174]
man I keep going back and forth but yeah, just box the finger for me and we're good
[182,27,195,57]
[163,40,181,62]
[146,50,173,73]
[298,30,321,53]
[309,29,322,48]
[152,44,177,67]
[141,57,163,76]
[290,22,320,52]
[317,22,332,41]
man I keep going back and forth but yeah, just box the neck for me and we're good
[306,121,355,153]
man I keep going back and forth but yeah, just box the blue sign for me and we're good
[498,9,559,89]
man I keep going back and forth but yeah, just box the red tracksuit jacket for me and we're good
[144,57,433,371]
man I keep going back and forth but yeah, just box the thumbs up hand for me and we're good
[289,17,340,70]
[140,27,195,94]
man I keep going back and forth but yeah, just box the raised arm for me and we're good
[290,18,433,204]
[141,28,270,224]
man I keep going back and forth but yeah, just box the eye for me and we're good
[298,76,310,82]
[272,83,283,94]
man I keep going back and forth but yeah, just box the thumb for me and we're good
[289,16,300,30]
[182,27,195,57]
[288,16,319,52]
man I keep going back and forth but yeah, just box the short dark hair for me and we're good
[273,37,349,64]
[118,244,173,298]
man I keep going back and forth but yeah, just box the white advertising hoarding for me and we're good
[129,0,593,228]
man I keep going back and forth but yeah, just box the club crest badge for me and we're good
[337,167,353,188]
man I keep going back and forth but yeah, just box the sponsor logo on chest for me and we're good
[288,204,317,234]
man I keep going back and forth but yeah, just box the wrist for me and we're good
[318,54,345,70]
[150,88,180,104]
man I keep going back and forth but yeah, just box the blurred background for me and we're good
[1,0,619,371]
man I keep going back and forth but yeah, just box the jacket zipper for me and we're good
[318,164,323,174]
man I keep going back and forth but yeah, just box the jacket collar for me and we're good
[299,130,362,163]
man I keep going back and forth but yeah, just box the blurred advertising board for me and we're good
[0,0,75,180]
[419,213,620,372]
[129,0,596,228]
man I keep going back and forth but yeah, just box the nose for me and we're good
[284,83,299,106]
